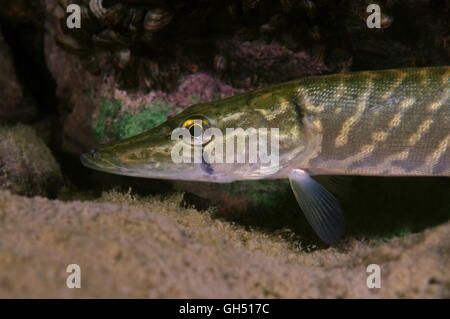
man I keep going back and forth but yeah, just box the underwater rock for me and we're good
[231,39,328,84]
[0,0,41,23]
[0,124,63,197]
[44,0,100,154]
[168,73,245,109]
[0,31,37,122]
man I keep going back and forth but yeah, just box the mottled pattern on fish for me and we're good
[293,67,449,176]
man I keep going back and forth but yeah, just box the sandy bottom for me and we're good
[0,189,448,298]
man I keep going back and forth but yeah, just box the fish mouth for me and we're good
[80,151,173,179]
[80,148,281,183]
[80,150,155,178]
[80,151,121,175]
[80,150,229,182]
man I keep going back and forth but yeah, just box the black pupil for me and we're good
[190,124,203,138]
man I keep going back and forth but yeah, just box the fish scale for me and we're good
[294,67,449,176]
[81,66,449,245]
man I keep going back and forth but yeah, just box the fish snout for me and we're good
[80,148,117,171]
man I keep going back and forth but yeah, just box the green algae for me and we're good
[92,97,178,143]
[113,100,173,140]
[92,97,121,143]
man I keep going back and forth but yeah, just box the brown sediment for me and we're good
[0,189,447,298]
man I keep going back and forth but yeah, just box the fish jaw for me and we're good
[80,137,284,183]
[80,150,222,181]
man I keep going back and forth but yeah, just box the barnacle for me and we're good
[56,0,428,92]
[56,34,88,54]
[88,0,108,19]
[143,8,174,32]
[213,55,227,73]
[114,47,131,69]
[56,1,179,89]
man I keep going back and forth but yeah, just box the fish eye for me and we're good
[182,118,212,145]
[189,123,203,138]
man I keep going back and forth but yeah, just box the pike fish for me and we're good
[81,67,449,244]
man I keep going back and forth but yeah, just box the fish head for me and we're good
[81,89,307,182]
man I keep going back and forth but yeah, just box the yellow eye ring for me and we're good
[182,118,212,145]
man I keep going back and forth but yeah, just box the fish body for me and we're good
[81,66,449,244]
[290,67,449,177]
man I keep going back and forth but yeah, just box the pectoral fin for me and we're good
[288,169,346,245]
